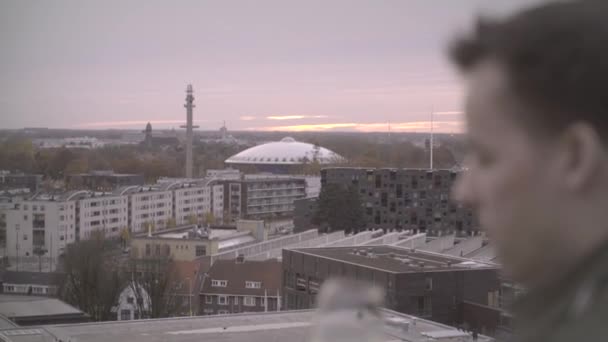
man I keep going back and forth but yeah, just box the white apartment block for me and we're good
[75,192,129,240]
[5,194,77,259]
[125,187,173,234]
[211,184,224,223]
[172,185,206,226]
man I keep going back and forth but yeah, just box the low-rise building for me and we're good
[66,170,144,191]
[199,258,282,315]
[130,225,256,262]
[0,172,42,193]
[282,245,500,330]
[0,271,66,297]
[0,294,89,326]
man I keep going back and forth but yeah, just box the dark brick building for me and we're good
[320,168,478,233]
[282,246,500,327]
[0,173,42,193]
[293,197,318,233]
[199,258,282,315]
[66,170,144,191]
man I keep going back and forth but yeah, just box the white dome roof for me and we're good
[225,137,345,165]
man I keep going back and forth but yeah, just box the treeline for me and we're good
[0,135,243,183]
[0,133,460,185]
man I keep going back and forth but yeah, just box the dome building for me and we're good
[225,137,345,173]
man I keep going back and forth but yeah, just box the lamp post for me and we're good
[185,277,192,316]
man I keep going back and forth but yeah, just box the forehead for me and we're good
[464,61,531,144]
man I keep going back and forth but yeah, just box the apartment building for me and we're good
[121,186,173,234]
[282,246,499,327]
[320,168,477,233]
[199,258,282,315]
[170,184,207,226]
[214,176,307,223]
[72,192,128,240]
[5,193,77,259]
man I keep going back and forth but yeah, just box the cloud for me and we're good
[434,111,463,116]
[76,119,209,128]
[252,120,463,133]
[266,115,329,120]
[239,116,257,121]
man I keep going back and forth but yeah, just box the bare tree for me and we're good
[61,234,125,321]
[127,253,180,318]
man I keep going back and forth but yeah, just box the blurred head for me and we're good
[450,1,608,288]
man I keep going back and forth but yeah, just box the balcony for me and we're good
[248,185,306,192]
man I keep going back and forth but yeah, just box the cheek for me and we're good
[477,160,538,222]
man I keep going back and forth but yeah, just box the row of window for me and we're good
[205,295,265,307]
[210,280,262,289]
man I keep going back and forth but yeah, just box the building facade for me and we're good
[293,197,318,233]
[5,194,77,259]
[0,271,65,296]
[320,168,477,233]
[74,192,129,240]
[199,259,282,315]
[282,246,500,326]
[172,185,207,226]
[66,170,144,191]
[125,187,173,234]
[0,172,42,193]
[214,176,307,223]
[130,233,218,261]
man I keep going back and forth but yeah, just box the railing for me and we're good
[209,229,319,264]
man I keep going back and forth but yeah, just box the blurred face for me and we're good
[453,61,564,284]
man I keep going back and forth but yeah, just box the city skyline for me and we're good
[1,0,540,132]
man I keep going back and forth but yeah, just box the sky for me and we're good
[0,0,544,133]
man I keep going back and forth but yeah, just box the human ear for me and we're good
[557,122,603,192]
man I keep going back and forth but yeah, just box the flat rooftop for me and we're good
[0,309,492,342]
[0,295,83,319]
[290,245,497,273]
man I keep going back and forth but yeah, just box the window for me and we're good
[120,309,131,320]
[218,310,229,315]
[205,295,213,304]
[218,296,227,305]
[415,296,432,317]
[195,245,206,256]
[244,296,256,307]
[211,280,227,287]
[245,281,261,289]
[425,278,433,291]
[127,297,134,304]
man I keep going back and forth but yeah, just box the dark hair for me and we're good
[450,0,608,140]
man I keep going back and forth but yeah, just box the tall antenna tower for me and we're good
[430,108,435,170]
[181,84,199,178]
